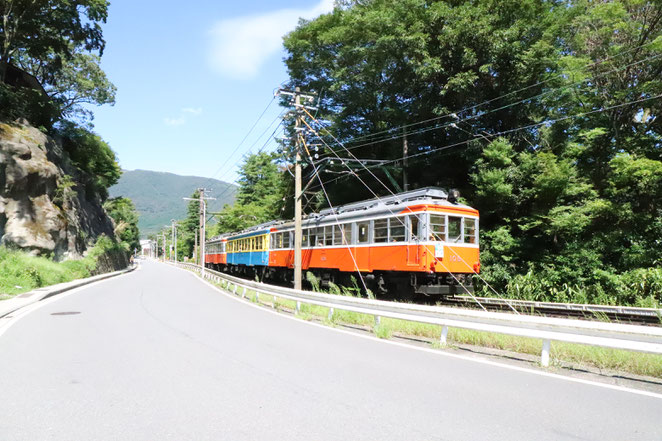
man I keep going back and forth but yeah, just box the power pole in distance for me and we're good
[277,87,317,291]
[184,189,215,276]
[171,219,178,263]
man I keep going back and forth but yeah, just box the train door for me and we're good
[407,214,421,265]
[354,221,371,271]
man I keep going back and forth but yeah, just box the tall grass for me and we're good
[0,237,125,299]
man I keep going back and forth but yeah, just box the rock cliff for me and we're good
[0,120,115,259]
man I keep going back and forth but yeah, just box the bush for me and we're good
[0,235,129,298]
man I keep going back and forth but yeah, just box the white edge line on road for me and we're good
[0,265,140,339]
[176,265,662,401]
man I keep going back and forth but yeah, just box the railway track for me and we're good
[441,295,662,325]
[198,264,662,326]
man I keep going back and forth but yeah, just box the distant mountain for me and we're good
[109,170,236,237]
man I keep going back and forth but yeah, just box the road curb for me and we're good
[0,264,138,318]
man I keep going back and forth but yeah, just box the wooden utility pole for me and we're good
[194,229,198,265]
[403,127,409,192]
[276,87,316,291]
[294,87,303,291]
[199,189,206,276]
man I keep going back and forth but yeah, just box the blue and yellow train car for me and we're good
[225,229,270,267]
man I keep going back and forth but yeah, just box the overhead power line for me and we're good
[316,40,662,151]
[307,92,662,192]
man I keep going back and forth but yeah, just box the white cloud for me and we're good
[208,0,334,79]
[182,107,203,115]
[164,116,186,126]
[164,107,203,126]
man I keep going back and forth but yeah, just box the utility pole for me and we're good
[294,88,303,291]
[403,127,409,192]
[277,87,316,291]
[171,219,178,263]
[184,189,215,275]
[194,229,198,265]
[200,189,205,276]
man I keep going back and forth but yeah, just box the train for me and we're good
[204,187,479,299]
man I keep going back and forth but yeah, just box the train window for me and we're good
[358,222,369,243]
[390,217,406,242]
[374,219,388,243]
[302,229,309,247]
[333,225,343,245]
[408,215,420,241]
[276,233,282,249]
[448,216,462,243]
[283,231,291,248]
[322,226,331,246]
[318,227,325,245]
[429,214,446,241]
[343,223,353,245]
[464,218,477,244]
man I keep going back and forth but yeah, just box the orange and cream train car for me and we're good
[205,187,479,298]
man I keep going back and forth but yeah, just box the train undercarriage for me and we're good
[204,263,474,301]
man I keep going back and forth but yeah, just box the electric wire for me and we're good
[317,42,662,151]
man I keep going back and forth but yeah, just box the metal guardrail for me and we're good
[172,262,662,367]
[453,295,662,321]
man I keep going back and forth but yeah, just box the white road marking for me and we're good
[0,265,141,338]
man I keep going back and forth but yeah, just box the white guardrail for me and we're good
[172,261,662,367]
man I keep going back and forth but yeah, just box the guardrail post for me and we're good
[440,326,449,346]
[375,315,381,326]
[242,286,246,298]
[233,285,237,295]
[328,307,334,321]
[296,301,301,315]
[541,339,551,367]
[272,296,277,309]
[255,291,260,303]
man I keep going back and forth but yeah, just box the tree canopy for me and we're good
[211,152,287,236]
[281,0,662,305]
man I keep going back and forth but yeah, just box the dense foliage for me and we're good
[211,152,287,235]
[0,235,126,297]
[103,197,141,253]
[0,0,119,202]
[280,0,662,306]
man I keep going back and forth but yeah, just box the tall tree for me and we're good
[0,0,108,83]
[213,152,287,234]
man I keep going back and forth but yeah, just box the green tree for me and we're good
[213,152,286,234]
[179,190,201,260]
[283,0,662,305]
[56,121,121,199]
[103,197,140,252]
[0,0,109,83]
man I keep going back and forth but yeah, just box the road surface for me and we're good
[0,260,660,440]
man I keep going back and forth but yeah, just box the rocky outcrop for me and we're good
[0,120,115,259]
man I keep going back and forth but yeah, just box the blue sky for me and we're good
[91,0,334,187]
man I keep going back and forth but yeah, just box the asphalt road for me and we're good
[1,260,660,441]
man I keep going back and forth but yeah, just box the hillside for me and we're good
[109,170,236,237]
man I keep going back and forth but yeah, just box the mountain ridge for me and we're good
[109,169,236,237]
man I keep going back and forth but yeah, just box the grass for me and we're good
[0,247,94,298]
[0,237,127,299]
[199,272,662,379]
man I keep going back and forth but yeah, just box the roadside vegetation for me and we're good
[0,236,127,299]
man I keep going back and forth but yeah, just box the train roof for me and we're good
[208,187,475,241]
